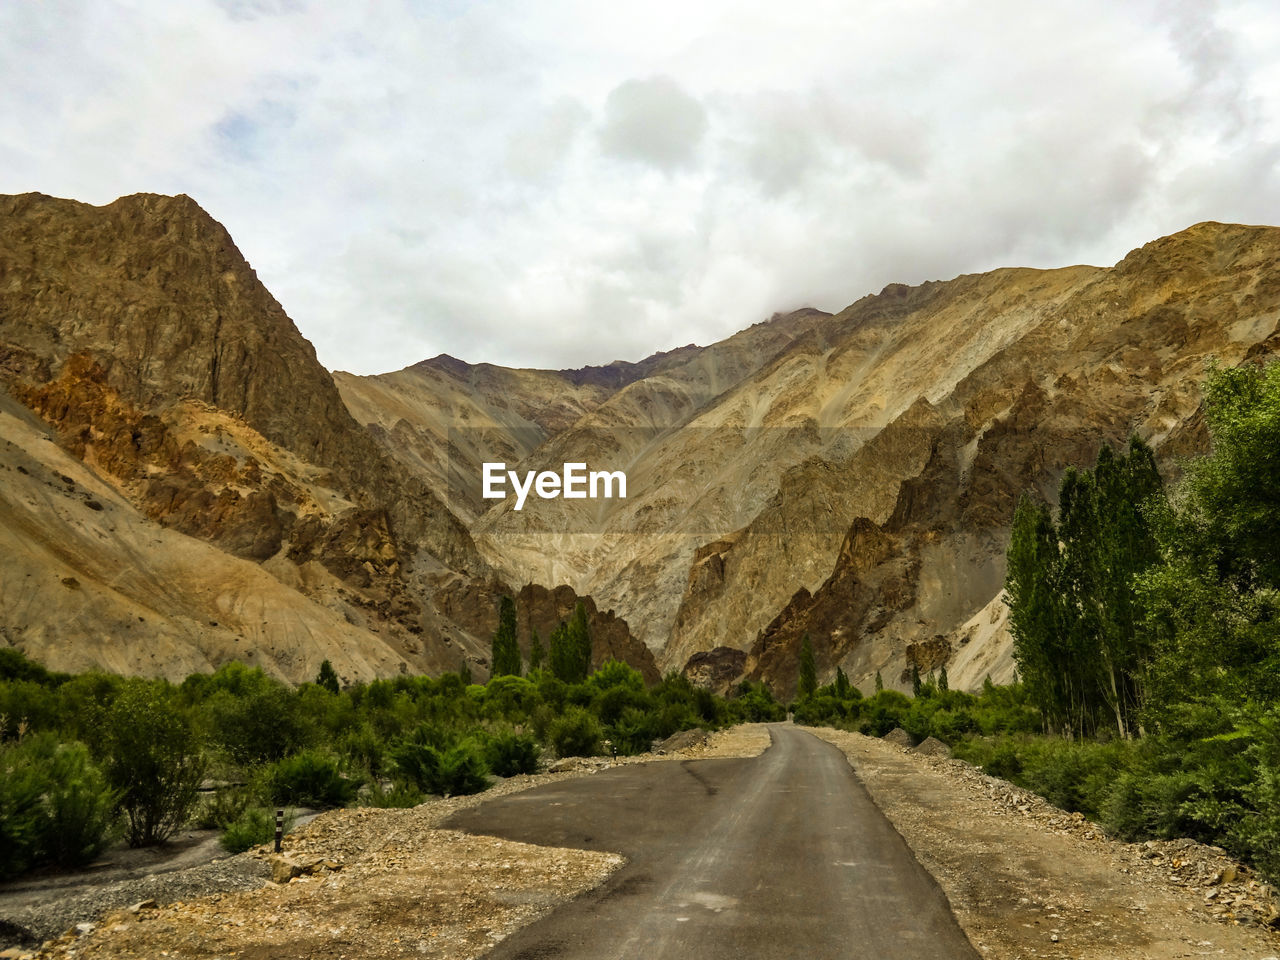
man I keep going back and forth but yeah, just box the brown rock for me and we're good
[914,736,953,758]
[883,728,915,748]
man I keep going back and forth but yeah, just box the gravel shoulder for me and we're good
[808,727,1280,960]
[3,724,771,960]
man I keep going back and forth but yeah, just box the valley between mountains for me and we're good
[4,190,1279,698]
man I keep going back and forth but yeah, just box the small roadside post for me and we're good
[274,808,283,853]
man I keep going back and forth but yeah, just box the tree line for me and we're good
[0,608,783,877]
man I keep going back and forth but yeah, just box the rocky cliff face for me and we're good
[338,222,1280,697]
[0,192,654,683]
[6,193,1277,696]
[731,222,1280,696]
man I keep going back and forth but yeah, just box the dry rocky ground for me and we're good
[8,723,1279,960]
[810,727,1280,960]
[2,725,770,960]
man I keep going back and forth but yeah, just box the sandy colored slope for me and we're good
[337,222,1280,697]
[0,390,422,684]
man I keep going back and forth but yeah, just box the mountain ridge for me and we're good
[4,191,1278,697]
[0,191,657,684]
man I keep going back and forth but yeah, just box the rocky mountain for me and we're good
[4,191,1277,697]
[0,192,656,684]
[338,222,1280,697]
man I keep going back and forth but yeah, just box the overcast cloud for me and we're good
[3,0,1279,374]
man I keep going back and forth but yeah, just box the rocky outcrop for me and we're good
[729,223,1280,695]
[0,193,664,682]
[681,646,747,694]
[433,579,660,683]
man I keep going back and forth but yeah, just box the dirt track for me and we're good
[810,727,1280,959]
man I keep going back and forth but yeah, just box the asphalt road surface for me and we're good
[445,723,979,959]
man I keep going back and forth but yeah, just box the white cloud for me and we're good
[599,76,708,171]
[2,0,1279,374]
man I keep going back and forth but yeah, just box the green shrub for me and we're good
[1017,740,1129,819]
[592,684,649,726]
[608,707,660,755]
[0,648,64,684]
[103,681,207,847]
[858,690,912,737]
[0,679,63,738]
[265,751,358,809]
[548,707,601,758]
[362,781,425,808]
[954,738,1025,780]
[481,730,541,777]
[219,807,292,854]
[530,703,557,741]
[40,740,120,867]
[336,723,386,778]
[0,739,51,874]
[792,694,857,727]
[195,785,252,830]
[729,682,787,723]
[201,681,312,765]
[481,675,539,719]
[653,702,698,741]
[391,739,490,796]
[587,660,645,692]
[0,735,118,873]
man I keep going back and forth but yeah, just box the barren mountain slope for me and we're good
[459,268,1092,660]
[339,307,832,621]
[0,390,426,682]
[737,221,1280,696]
[0,192,656,682]
[334,358,620,524]
[340,222,1280,698]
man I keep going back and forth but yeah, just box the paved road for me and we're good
[444,723,979,959]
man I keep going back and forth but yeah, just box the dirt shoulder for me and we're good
[14,724,771,960]
[808,727,1280,960]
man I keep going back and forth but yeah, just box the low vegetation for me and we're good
[0,631,782,876]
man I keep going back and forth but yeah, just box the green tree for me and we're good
[834,666,851,699]
[568,602,592,680]
[1140,361,1280,714]
[528,628,545,673]
[798,634,817,699]
[548,621,574,683]
[1007,438,1165,738]
[551,604,593,684]
[103,681,207,847]
[1006,492,1069,732]
[316,659,340,695]
[875,670,884,693]
[491,596,521,678]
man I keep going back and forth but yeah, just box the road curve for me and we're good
[444,723,979,959]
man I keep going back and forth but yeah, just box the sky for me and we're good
[4,1,1280,375]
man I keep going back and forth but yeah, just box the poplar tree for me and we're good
[1006,439,1164,738]
[528,628,545,673]
[550,609,594,685]
[566,602,592,682]
[798,634,817,699]
[315,659,340,695]
[490,595,521,678]
[835,666,851,699]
